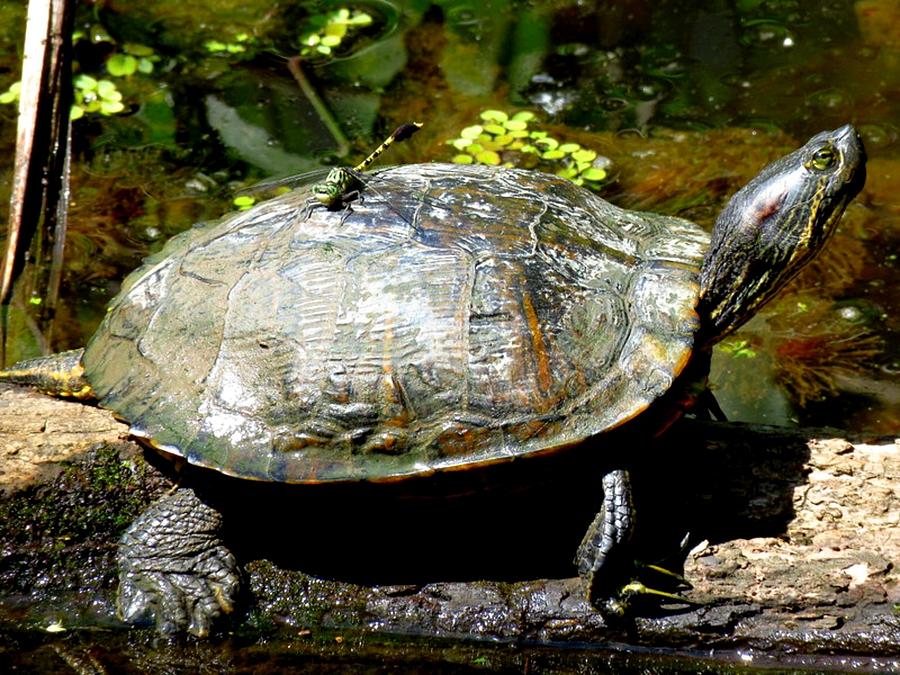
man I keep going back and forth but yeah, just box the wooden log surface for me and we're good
[0,383,897,671]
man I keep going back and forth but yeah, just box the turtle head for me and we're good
[698,124,866,343]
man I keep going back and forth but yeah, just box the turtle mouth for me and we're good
[812,125,866,250]
[832,124,867,200]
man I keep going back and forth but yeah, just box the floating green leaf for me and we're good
[460,125,483,139]
[96,79,119,99]
[0,81,20,104]
[100,100,125,115]
[480,109,508,123]
[449,138,472,150]
[233,195,256,210]
[74,74,97,90]
[452,154,474,164]
[348,12,373,25]
[89,25,113,44]
[324,23,348,38]
[581,167,607,181]
[475,150,501,165]
[124,43,155,57]
[107,53,138,76]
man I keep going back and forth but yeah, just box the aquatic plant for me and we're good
[298,8,374,58]
[446,110,611,188]
[204,33,255,56]
[0,35,160,119]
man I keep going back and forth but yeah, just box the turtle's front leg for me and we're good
[576,468,695,614]
[117,488,240,636]
[575,468,635,612]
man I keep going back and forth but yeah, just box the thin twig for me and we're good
[286,55,350,158]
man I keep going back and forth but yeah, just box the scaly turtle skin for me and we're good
[1,126,866,635]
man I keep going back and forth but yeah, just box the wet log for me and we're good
[0,384,897,668]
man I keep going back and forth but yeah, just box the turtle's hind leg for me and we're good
[0,348,94,399]
[117,487,240,636]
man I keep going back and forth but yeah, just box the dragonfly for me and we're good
[239,122,424,224]
[311,121,423,210]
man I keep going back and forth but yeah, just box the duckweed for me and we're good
[446,110,611,188]
[1,36,161,119]
[233,195,257,210]
[299,8,374,58]
[204,33,254,55]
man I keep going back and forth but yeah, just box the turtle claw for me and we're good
[619,580,699,606]
[601,580,700,618]
[117,489,240,637]
[640,563,693,590]
[118,550,239,636]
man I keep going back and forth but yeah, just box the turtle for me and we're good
[0,124,866,636]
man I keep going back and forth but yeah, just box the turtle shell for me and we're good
[83,164,709,483]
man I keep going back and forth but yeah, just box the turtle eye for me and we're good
[810,147,836,171]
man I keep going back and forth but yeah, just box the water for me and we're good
[1,0,895,434]
[0,1,897,670]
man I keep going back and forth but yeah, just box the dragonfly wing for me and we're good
[237,167,332,196]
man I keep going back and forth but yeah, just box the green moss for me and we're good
[0,444,164,595]
[245,560,373,629]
